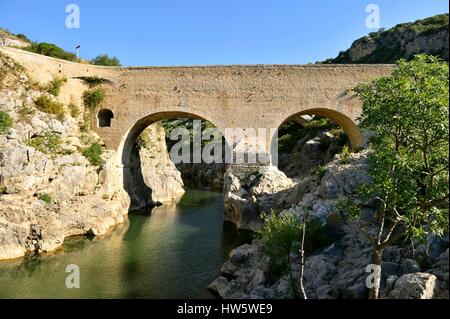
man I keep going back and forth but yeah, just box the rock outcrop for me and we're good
[223,165,301,230]
[139,125,185,202]
[0,50,130,260]
[388,273,437,299]
[0,29,29,48]
[124,124,185,211]
[211,149,449,299]
[325,13,449,63]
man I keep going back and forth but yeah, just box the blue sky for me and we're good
[0,1,448,66]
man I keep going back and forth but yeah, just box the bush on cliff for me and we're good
[46,75,67,96]
[256,211,332,276]
[91,54,121,66]
[0,111,13,134]
[83,88,105,110]
[28,131,62,155]
[35,95,65,120]
[25,42,77,62]
[36,193,52,204]
[257,211,301,276]
[82,141,103,166]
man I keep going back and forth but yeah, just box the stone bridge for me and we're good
[1,47,394,165]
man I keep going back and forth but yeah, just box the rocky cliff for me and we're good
[0,51,133,260]
[0,48,189,260]
[211,150,449,299]
[324,14,449,63]
[124,124,185,211]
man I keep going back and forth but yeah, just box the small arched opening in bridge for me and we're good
[272,108,363,178]
[97,109,114,128]
[118,111,232,213]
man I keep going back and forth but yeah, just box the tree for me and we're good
[25,42,77,61]
[341,55,449,299]
[91,54,121,66]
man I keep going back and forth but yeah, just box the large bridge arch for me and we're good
[270,107,364,151]
[117,109,229,167]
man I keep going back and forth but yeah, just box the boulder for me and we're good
[388,273,437,299]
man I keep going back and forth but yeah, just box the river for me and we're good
[0,189,252,298]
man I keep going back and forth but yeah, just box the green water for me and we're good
[0,190,251,298]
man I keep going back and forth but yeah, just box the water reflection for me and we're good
[0,190,252,298]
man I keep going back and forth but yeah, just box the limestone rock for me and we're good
[223,165,299,230]
[388,273,437,299]
[125,124,185,210]
[0,140,56,194]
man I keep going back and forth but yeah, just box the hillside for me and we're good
[323,13,449,63]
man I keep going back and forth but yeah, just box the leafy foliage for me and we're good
[46,76,67,96]
[16,33,30,42]
[310,165,327,179]
[256,211,332,275]
[68,103,80,118]
[25,42,77,61]
[34,95,65,120]
[0,186,7,195]
[339,55,448,298]
[0,111,13,134]
[82,141,103,166]
[78,76,109,86]
[83,88,105,110]
[349,54,449,243]
[339,145,352,164]
[28,131,62,154]
[256,211,301,275]
[36,193,52,204]
[91,54,121,66]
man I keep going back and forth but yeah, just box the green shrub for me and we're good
[0,186,7,195]
[83,88,105,110]
[25,42,77,61]
[68,103,80,118]
[339,145,352,164]
[35,95,65,120]
[79,76,109,86]
[91,54,121,66]
[256,211,301,275]
[0,111,13,134]
[46,76,67,96]
[36,193,52,204]
[82,141,103,166]
[310,165,327,179]
[256,211,333,276]
[28,131,62,154]
[16,33,30,42]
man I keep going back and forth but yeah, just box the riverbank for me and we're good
[0,189,251,298]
